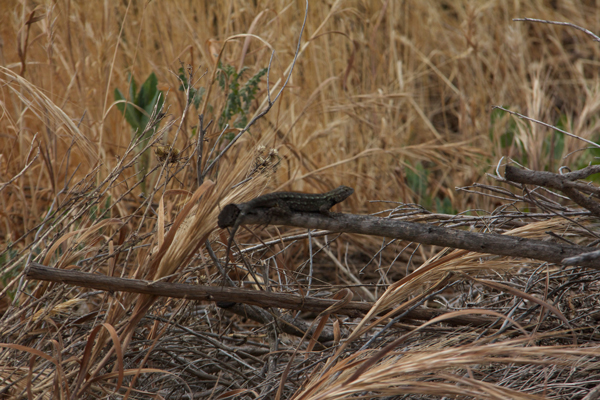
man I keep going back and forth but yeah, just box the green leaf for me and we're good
[128,74,137,105]
[178,67,188,91]
[406,162,428,199]
[114,87,141,130]
[217,63,267,130]
[138,89,164,138]
[435,197,456,214]
[137,72,159,109]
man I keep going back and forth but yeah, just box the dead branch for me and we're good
[25,263,496,329]
[505,164,600,218]
[221,208,600,269]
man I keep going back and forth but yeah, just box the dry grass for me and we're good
[2,0,600,398]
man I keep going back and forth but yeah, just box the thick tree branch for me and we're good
[231,208,600,269]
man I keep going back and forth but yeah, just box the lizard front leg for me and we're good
[319,200,335,217]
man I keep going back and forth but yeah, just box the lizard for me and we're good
[216,186,354,301]
[218,185,355,229]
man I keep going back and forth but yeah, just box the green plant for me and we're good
[114,72,164,139]
[114,72,164,193]
[543,114,566,171]
[405,161,455,213]
[490,107,526,164]
[177,67,205,111]
[434,196,456,215]
[0,247,26,301]
[217,62,268,136]
[406,161,430,207]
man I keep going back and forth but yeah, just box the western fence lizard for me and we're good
[215,186,354,308]
[217,185,354,276]
[218,185,355,229]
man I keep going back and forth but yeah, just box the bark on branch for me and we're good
[26,263,493,328]
[505,164,600,218]
[233,209,600,269]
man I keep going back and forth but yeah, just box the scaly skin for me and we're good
[239,185,354,218]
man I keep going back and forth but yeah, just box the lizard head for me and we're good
[331,185,354,203]
[218,203,241,228]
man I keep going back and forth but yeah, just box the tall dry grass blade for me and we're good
[0,67,98,165]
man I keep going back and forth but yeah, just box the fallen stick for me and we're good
[26,262,493,327]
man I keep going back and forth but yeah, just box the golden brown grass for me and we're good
[3,0,600,398]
